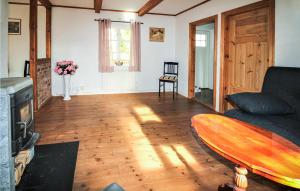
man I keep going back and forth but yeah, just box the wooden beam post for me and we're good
[30,0,38,111]
[138,0,163,16]
[94,0,102,13]
[46,7,51,58]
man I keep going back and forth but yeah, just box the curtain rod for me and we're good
[94,19,144,24]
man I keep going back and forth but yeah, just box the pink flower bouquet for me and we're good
[54,60,78,75]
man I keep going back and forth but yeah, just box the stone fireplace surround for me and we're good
[0,78,34,191]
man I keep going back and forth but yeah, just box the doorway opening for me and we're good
[188,15,218,110]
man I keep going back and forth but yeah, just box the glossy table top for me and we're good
[191,114,300,189]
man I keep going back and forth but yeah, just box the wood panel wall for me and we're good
[219,0,275,112]
[37,58,52,109]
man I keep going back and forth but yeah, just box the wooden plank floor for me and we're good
[35,93,292,191]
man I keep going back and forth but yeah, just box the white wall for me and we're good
[38,6,46,59]
[7,1,299,104]
[275,0,300,67]
[208,28,214,89]
[0,0,8,78]
[175,0,300,111]
[51,8,176,96]
[195,23,214,91]
[195,30,210,90]
[8,4,46,77]
[8,5,29,77]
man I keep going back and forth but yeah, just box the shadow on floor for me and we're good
[195,88,213,108]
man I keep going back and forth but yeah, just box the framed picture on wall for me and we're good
[149,27,165,42]
[8,18,21,35]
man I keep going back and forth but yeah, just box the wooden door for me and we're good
[225,6,273,110]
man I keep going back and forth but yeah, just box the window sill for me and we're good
[113,65,129,72]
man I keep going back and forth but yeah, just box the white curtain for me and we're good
[129,22,141,72]
[99,19,113,73]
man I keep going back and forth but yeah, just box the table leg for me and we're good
[234,166,248,191]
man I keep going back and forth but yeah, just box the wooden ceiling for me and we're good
[8,0,211,16]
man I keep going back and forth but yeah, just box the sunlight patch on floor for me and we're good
[128,121,163,170]
[174,145,197,164]
[133,105,162,123]
[161,145,183,166]
[160,145,198,167]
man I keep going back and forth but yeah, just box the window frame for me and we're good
[195,33,207,48]
[110,23,131,70]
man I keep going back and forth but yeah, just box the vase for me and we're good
[63,74,71,101]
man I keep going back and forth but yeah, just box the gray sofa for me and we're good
[225,67,300,146]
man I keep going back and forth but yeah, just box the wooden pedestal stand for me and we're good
[234,167,248,191]
[218,166,248,191]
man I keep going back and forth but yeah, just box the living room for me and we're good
[0,0,299,191]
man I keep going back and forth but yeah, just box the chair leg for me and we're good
[159,81,161,97]
[176,81,178,94]
[163,82,165,93]
[173,82,175,99]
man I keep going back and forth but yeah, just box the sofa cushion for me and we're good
[225,109,300,146]
[227,93,295,115]
[262,67,300,120]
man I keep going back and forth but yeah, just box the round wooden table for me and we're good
[191,114,300,190]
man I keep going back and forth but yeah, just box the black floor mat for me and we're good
[16,141,79,191]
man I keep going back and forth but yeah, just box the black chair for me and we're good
[24,60,30,77]
[159,62,178,99]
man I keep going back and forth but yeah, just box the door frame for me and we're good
[188,15,218,111]
[219,0,275,113]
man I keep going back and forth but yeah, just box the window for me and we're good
[110,23,131,67]
[196,34,206,47]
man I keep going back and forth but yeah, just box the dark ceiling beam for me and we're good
[94,0,103,13]
[39,0,52,8]
[138,0,163,16]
